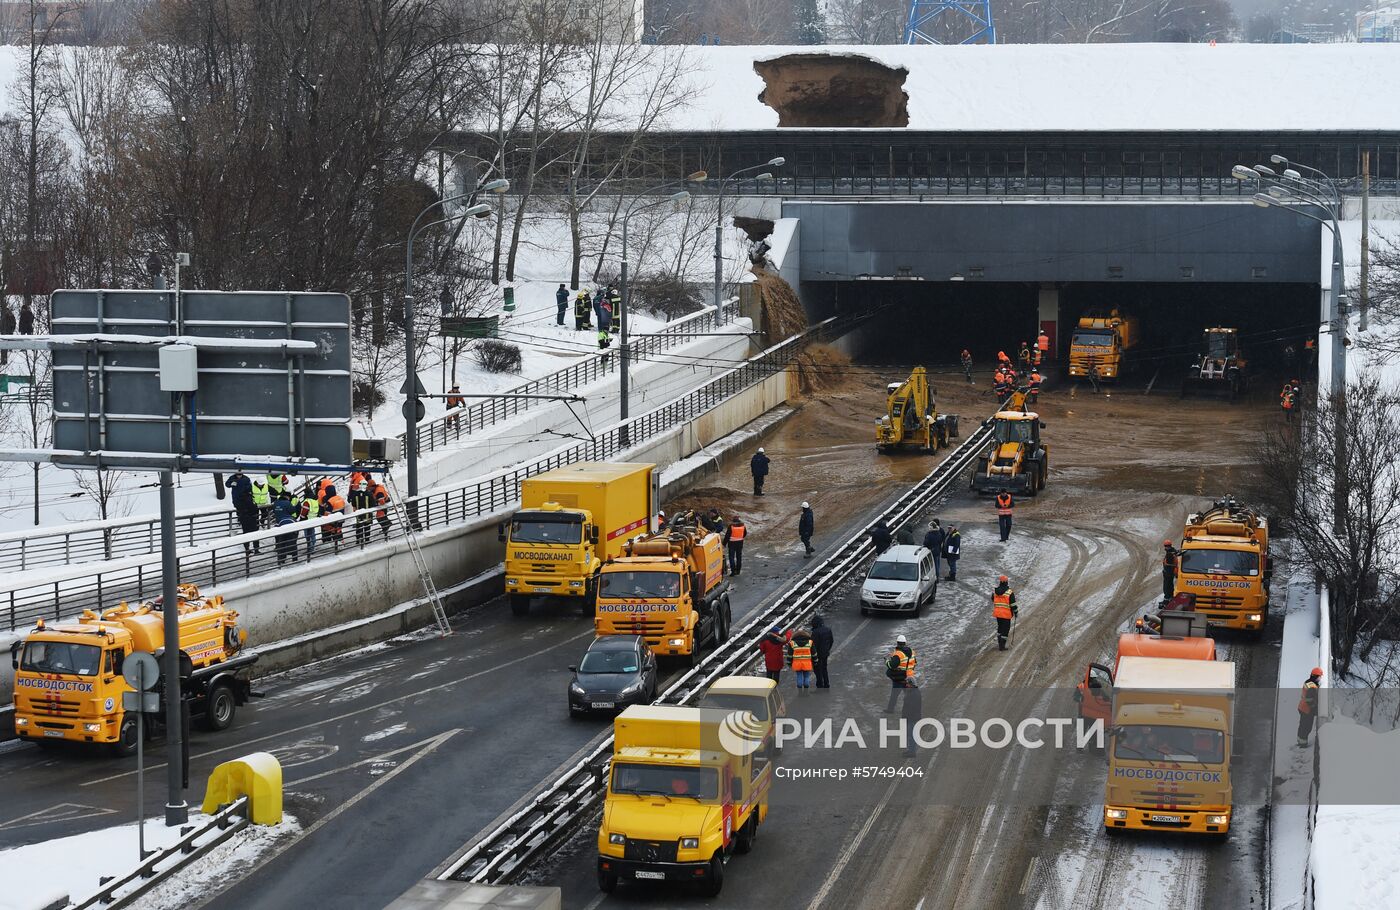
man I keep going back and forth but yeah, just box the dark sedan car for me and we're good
[568,635,657,717]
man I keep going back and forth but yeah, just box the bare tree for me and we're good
[1260,373,1400,677]
[825,0,906,42]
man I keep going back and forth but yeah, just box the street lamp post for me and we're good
[1236,158,1348,535]
[403,178,508,499]
[620,187,693,437]
[715,158,784,321]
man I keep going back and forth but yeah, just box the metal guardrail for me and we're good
[0,304,734,576]
[1,315,835,632]
[70,796,250,910]
[436,413,996,884]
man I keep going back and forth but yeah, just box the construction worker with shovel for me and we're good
[992,575,1018,651]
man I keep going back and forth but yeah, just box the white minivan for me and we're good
[859,545,938,616]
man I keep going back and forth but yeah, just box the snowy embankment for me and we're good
[0,812,300,910]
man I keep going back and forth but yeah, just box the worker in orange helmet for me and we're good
[992,575,1018,651]
[1297,667,1323,746]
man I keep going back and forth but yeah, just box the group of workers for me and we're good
[1279,378,1302,421]
[758,615,834,692]
[225,469,393,563]
[557,282,622,351]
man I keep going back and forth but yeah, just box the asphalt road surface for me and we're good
[1,364,982,910]
[540,378,1284,910]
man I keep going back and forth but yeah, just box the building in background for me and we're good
[1358,5,1400,41]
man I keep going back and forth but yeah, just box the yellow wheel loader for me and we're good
[970,409,1049,496]
[876,367,958,453]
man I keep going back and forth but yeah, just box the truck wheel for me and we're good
[204,683,236,732]
[509,594,530,617]
[696,854,724,898]
[111,717,138,758]
[735,814,758,854]
[597,870,618,893]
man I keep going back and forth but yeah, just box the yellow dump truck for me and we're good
[1174,497,1271,634]
[501,462,658,616]
[596,514,731,664]
[1068,310,1139,381]
[597,705,772,897]
[875,367,958,453]
[10,584,255,755]
[1104,655,1235,838]
[970,409,1049,496]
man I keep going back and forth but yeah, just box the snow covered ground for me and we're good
[0,812,300,910]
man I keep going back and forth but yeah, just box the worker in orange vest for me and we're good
[1028,370,1043,404]
[726,517,747,575]
[371,481,393,539]
[992,575,1018,651]
[322,485,347,547]
[1280,381,1298,421]
[1037,330,1050,362]
[993,368,1008,397]
[995,491,1015,541]
[1297,667,1323,746]
[788,628,814,693]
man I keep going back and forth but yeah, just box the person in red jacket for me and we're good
[758,627,788,683]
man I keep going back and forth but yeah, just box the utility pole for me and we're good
[1361,151,1370,332]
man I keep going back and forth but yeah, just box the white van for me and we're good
[859,545,938,616]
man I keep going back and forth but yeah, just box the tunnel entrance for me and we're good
[808,280,1317,380]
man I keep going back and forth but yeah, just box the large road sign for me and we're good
[49,290,352,469]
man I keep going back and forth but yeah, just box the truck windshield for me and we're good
[868,561,918,581]
[1114,725,1225,765]
[1072,332,1112,347]
[701,694,768,722]
[599,571,680,599]
[1179,548,1258,576]
[21,641,102,677]
[994,421,1033,444]
[510,516,582,545]
[611,763,719,800]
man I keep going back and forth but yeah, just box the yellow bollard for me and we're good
[201,752,283,825]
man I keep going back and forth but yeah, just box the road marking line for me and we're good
[1019,855,1038,895]
[806,776,899,910]
[580,893,608,910]
[80,628,594,787]
[286,733,454,787]
[182,728,463,910]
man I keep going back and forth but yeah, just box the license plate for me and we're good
[591,702,614,710]
[43,730,64,738]
[533,587,551,592]
[634,870,665,880]
[1150,814,1180,823]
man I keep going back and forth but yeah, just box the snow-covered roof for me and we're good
[651,43,1400,134]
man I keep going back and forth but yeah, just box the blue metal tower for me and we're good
[903,0,996,44]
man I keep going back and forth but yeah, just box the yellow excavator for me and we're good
[971,406,1049,496]
[876,367,957,453]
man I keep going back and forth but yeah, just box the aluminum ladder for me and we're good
[385,473,451,635]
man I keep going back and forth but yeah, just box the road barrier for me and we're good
[436,410,995,884]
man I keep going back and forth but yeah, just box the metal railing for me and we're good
[71,796,249,910]
[437,411,996,884]
[0,303,736,576]
[1,315,834,632]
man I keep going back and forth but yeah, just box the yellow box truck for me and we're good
[500,462,657,615]
[1103,655,1234,838]
[1174,497,1271,635]
[596,515,731,663]
[597,705,771,897]
[10,584,255,755]
[1068,310,1139,381]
